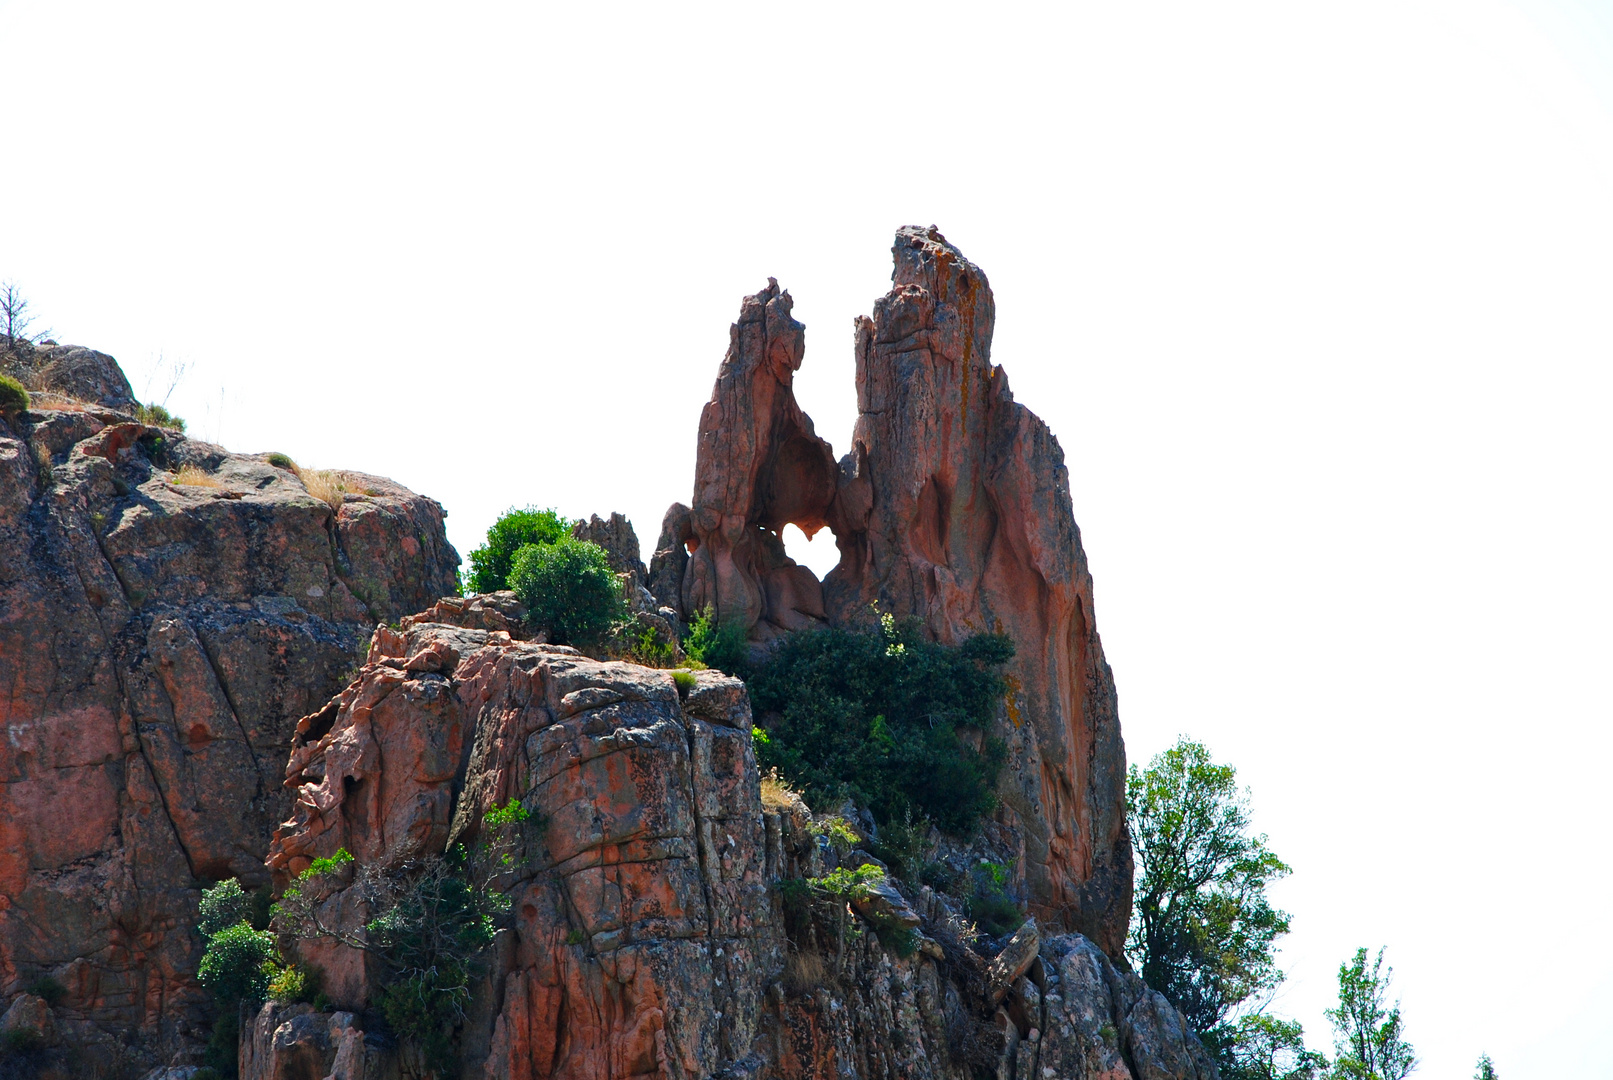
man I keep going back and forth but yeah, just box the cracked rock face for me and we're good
[665,227,1132,955]
[265,619,780,1080]
[256,613,1213,1080]
[0,395,459,1061]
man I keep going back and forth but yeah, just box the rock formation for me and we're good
[0,364,459,1064]
[661,227,1131,954]
[244,613,1212,1080]
[262,617,778,1079]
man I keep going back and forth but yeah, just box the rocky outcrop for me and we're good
[1,340,137,410]
[257,612,1210,1080]
[265,617,779,1079]
[0,386,459,1063]
[665,228,1131,954]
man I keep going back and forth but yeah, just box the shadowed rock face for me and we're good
[0,398,459,1060]
[667,227,1132,956]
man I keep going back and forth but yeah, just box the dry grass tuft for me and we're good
[27,390,92,412]
[759,768,803,812]
[302,468,347,511]
[172,464,223,488]
[783,949,829,997]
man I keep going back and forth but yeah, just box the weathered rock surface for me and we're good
[258,608,1211,1079]
[267,617,780,1078]
[664,227,1131,954]
[1,339,137,410]
[241,1002,390,1080]
[0,382,459,1062]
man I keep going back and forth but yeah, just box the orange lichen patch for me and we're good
[1002,672,1025,728]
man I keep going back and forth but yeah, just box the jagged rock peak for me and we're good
[663,226,1132,957]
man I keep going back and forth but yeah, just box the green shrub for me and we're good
[134,402,185,431]
[682,605,749,675]
[197,922,275,1010]
[0,374,27,414]
[266,964,319,1005]
[565,928,587,946]
[808,863,887,903]
[809,817,860,855]
[2,1027,44,1053]
[671,669,698,697]
[198,878,252,937]
[747,615,1013,835]
[266,452,297,471]
[866,810,929,882]
[24,975,66,1007]
[966,860,1025,937]
[465,506,570,594]
[509,537,626,648]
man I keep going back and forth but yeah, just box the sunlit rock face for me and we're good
[0,385,458,1062]
[660,227,1132,956]
[264,617,780,1080]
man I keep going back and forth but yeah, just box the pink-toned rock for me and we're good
[268,618,780,1078]
[662,227,1131,954]
[0,372,459,1064]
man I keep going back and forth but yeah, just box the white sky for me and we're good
[4,2,1611,1076]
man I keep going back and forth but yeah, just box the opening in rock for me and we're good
[781,522,839,580]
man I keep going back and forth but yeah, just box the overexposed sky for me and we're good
[4,2,1611,1076]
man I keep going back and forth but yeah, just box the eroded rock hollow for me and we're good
[655,227,1131,954]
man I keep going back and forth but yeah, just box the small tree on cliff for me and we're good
[1127,737,1294,1064]
[0,282,38,348]
[1325,948,1417,1080]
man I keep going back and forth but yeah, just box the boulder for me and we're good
[0,992,56,1046]
[0,376,459,1062]
[663,227,1132,954]
[1,341,137,409]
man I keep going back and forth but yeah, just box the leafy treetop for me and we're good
[465,507,571,594]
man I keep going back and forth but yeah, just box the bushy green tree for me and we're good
[1127,738,1293,1060]
[1326,948,1416,1080]
[464,507,570,594]
[197,922,275,1012]
[1473,1054,1497,1080]
[508,537,626,647]
[746,613,1012,835]
[197,878,252,937]
[1222,1015,1328,1080]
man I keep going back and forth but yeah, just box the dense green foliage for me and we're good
[509,537,626,647]
[197,877,252,937]
[746,614,1012,834]
[1127,737,1292,1057]
[1473,1054,1498,1080]
[683,605,749,674]
[1326,948,1416,1080]
[465,506,570,594]
[197,922,275,1012]
[266,451,296,470]
[0,375,27,414]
